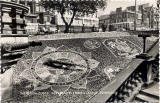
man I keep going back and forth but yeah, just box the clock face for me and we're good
[31,51,90,86]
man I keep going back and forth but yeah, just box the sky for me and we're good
[97,0,157,17]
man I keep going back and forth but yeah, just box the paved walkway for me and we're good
[29,32,131,41]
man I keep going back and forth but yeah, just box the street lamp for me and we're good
[134,0,137,31]
[155,11,159,30]
[157,1,159,30]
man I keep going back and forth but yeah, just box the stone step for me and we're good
[135,94,159,103]
[141,82,159,97]
[134,83,159,103]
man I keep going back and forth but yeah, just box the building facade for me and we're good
[100,7,140,31]
[99,3,158,31]
[53,11,99,33]
[18,0,99,33]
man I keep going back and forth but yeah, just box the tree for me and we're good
[41,0,106,33]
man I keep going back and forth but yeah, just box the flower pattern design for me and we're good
[11,37,145,102]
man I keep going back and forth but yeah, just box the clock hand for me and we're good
[43,59,85,71]
[48,59,86,68]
